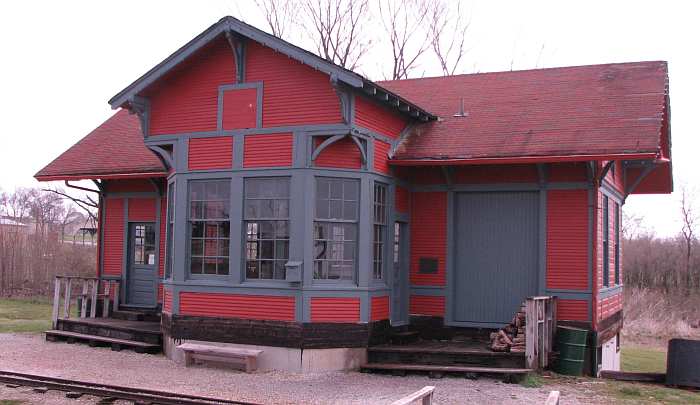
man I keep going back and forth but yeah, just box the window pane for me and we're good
[316,199,329,219]
[188,180,231,276]
[191,222,204,238]
[191,239,203,256]
[246,261,259,279]
[330,200,342,219]
[217,258,229,275]
[275,221,289,239]
[260,240,274,259]
[190,257,203,274]
[260,261,274,279]
[204,258,217,274]
[330,180,343,199]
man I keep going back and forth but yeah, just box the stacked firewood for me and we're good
[489,303,526,353]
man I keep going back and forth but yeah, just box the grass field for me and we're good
[622,344,667,373]
[0,297,52,333]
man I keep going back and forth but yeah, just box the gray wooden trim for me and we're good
[144,124,352,141]
[233,134,244,169]
[154,197,162,283]
[410,286,446,296]
[98,193,105,279]
[598,285,623,299]
[411,182,589,193]
[445,190,455,323]
[104,192,160,199]
[600,181,624,203]
[120,199,129,306]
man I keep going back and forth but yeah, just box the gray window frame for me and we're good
[187,179,231,277]
[313,177,360,283]
[243,177,291,281]
[164,181,175,280]
[373,182,388,280]
[603,195,610,288]
[614,202,620,285]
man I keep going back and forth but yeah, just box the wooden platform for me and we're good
[46,316,162,353]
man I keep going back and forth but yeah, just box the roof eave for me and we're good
[35,171,168,182]
[389,152,660,166]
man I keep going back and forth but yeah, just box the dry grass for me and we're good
[622,287,700,345]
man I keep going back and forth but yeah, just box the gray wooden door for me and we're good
[126,223,158,307]
[453,192,539,326]
[391,222,409,325]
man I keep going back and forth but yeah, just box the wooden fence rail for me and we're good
[51,276,120,329]
[525,296,557,370]
[390,386,435,405]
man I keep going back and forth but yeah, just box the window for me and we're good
[602,195,609,287]
[188,180,230,275]
[165,184,175,279]
[373,183,387,280]
[614,202,620,285]
[133,224,155,265]
[314,178,359,281]
[244,177,290,280]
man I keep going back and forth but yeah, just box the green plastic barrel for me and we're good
[554,326,588,376]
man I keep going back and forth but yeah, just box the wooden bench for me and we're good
[178,343,263,372]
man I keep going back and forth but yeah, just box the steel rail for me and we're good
[0,370,261,405]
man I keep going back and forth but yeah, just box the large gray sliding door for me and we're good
[453,192,539,326]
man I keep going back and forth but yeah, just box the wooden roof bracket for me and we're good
[127,96,150,137]
[330,74,352,125]
[441,166,454,189]
[148,145,175,171]
[624,160,656,202]
[598,160,614,184]
[311,133,367,166]
[225,30,246,83]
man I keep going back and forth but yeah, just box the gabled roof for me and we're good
[34,110,166,181]
[109,16,435,122]
[380,61,670,164]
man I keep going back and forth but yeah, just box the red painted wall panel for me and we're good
[243,133,293,167]
[103,198,124,276]
[355,95,408,138]
[395,186,410,214]
[597,293,622,323]
[246,42,342,127]
[148,37,235,135]
[373,139,392,174]
[370,296,390,321]
[409,295,445,317]
[314,137,363,169]
[107,179,156,193]
[453,165,538,184]
[549,163,588,182]
[128,198,157,222]
[410,192,447,286]
[163,288,173,314]
[557,299,589,321]
[222,87,257,130]
[546,190,589,290]
[188,136,233,170]
[179,292,296,321]
[310,297,360,323]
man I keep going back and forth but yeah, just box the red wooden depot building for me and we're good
[37,17,672,375]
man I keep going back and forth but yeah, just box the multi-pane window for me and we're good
[165,184,174,279]
[133,224,156,265]
[244,178,290,280]
[373,183,387,280]
[188,180,230,275]
[614,202,620,285]
[314,178,359,281]
[602,195,610,287]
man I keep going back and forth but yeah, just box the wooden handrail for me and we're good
[51,276,120,328]
[390,386,435,405]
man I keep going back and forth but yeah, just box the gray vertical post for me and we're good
[357,176,372,288]
[229,175,244,284]
[172,175,189,284]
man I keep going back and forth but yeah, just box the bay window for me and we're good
[188,179,230,276]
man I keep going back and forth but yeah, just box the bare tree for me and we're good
[379,0,435,80]
[301,0,371,70]
[254,0,299,39]
[42,187,98,224]
[429,0,470,76]
[680,186,697,294]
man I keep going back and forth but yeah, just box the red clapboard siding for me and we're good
[410,192,447,286]
[546,190,589,290]
[103,198,124,276]
[355,95,407,138]
[222,88,257,130]
[549,162,588,182]
[243,133,294,167]
[148,37,235,135]
[162,288,172,313]
[395,186,410,214]
[188,136,233,170]
[373,139,392,174]
[453,165,539,184]
[179,292,296,321]
[107,179,156,193]
[409,295,445,317]
[409,167,445,185]
[159,196,166,277]
[128,198,157,222]
[310,297,360,323]
[371,296,390,321]
[597,293,622,323]
[557,299,589,321]
[246,41,342,127]
[314,137,363,169]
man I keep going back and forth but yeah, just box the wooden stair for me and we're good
[45,330,161,353]
[361,362,531,376]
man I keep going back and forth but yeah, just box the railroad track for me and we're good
[0,370,261,405]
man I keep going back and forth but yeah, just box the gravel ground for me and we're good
[0,333,610,404]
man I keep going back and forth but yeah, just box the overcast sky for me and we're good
[0,0,697,237]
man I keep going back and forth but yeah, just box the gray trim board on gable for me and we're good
[109,17,435,122]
